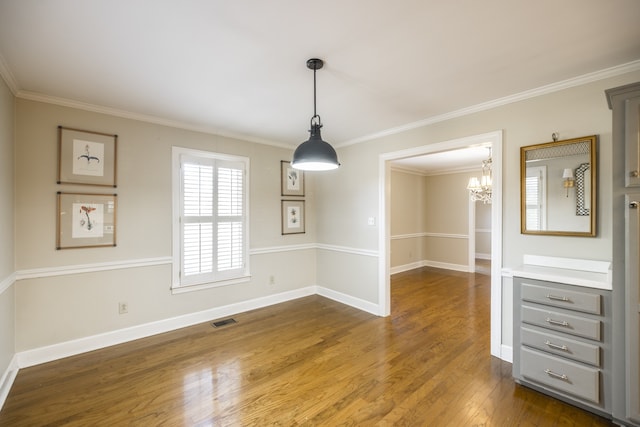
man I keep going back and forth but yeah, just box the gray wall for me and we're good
[315,70,640,347]
[13,99,318,351]
[390,169,477,272]
[4,67,640,366]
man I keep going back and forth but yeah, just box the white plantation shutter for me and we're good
[525,166,546,231]
[173,148,249,289]
[217,167,243,271]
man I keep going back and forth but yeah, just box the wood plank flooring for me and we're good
[0,267,615,426]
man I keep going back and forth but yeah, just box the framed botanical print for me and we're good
[57,192,117,249]
[281,160,304,196]
[58,126,118,187]
[281,200,305,235]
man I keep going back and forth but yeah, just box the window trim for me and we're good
[171,146,250,293]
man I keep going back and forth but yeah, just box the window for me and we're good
[525,165,547,231]
[172,147,249,292]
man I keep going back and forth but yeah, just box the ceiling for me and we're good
[1,0,639,153]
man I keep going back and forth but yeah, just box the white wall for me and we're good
[0,75,16,401]
[315,70,640,347]
[13,99,317,352]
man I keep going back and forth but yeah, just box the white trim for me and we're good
[423,260,470,273]
[0,355,18,411]
[5,60,640,151]
[316,244,378,257]
[10,244,376,282]
[489,134,503,359]
[501,345,513,364]
[316,286,379,316]
[15,257,172,280]
[468,197,476,273]
[249,244,316,255]
[380,130,505,359]
[476,228,491,233]
[340,60,640,147]
[0,52,18,95]
[0,273,15,295]
[390,261,425,275]
[391,164,478,177]
[476,252,491,260]
[391,232,468,240]
[170,275,252,294]
[390,260,472,275]
[501,268,514,278]
[16,286,316,369]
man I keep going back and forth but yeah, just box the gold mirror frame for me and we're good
[520,135,597,237]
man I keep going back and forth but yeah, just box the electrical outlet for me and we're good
[119,302,128,314]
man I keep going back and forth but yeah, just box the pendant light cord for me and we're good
[311,64,321,128]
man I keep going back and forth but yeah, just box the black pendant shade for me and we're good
[291,58,340,171]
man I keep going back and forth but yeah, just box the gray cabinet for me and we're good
[626,192,640,423]
[606,81,640,426]
[625,98,640,187]
[513,277,611,416]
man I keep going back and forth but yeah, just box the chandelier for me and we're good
[467,148,492,204]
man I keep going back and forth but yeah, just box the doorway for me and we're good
[378,130,504,359]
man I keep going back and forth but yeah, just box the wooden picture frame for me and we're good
[281,160,304,196]
[281,200,305,235]
[57,192,117,249]
[58,126,118,187]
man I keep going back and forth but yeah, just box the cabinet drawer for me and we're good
[521,327,600,366]
[521,347,600,404]
[521,283,601,314]
[522,306,601,340]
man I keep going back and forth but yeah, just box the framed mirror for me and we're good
[521,135,597,236]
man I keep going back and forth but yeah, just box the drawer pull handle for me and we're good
[545,369,569,381]
[631,170,639,178]
[546,294,570,302]
[544,340,569,351]
[631,201,639,209]
[545,317,569,327]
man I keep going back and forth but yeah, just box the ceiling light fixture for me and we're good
[467,147,492,204]
[291,58,340,171]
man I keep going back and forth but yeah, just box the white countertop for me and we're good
[509,255,612,291]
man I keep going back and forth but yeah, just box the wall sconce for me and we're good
[562,168,575,197]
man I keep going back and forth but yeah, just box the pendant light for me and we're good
[291,58,340,171]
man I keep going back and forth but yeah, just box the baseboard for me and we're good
[423,260,470,273]
[501,344,513,363]
[391,260,472,275]
[390,261,424,275]
[0,355,18,411]
[16,286,317,369]
[316,286,380,316]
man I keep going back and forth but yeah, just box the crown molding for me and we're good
[390,164,478,177]
[15,90,293,150]
[339,60,640,148]
[6,59,640,149]
[0,53,18,95]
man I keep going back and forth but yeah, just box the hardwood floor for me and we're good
[0,267,615,426]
